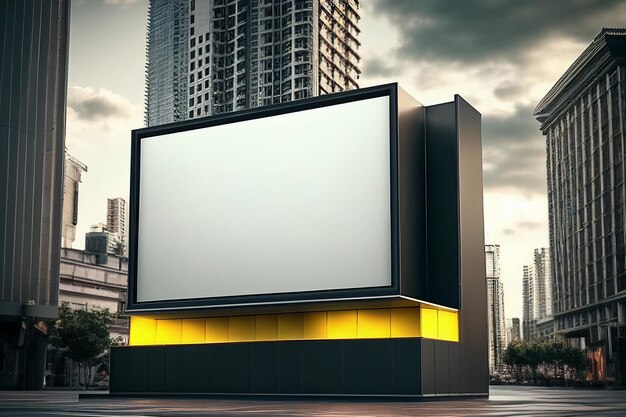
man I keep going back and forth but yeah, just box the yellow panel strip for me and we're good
[182,318,206,344]
[358,309,390,338]
[128,306,458,346]
[420,307,438,339]
[129,316,157,346]
[155,319,182,345]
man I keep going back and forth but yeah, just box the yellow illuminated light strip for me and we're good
[129,307,459,346]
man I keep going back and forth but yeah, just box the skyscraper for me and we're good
[522,249,553,342]
[534,28,626,385]
[522,264,534,340]
[107,197,127,255]
[533,248,552,320]
[485,244,506,375]
[505,317,521,347]
[0,0,71,389]
[145,0,361,126]
[61,153,87,249]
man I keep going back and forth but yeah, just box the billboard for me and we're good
[128,84,425,312]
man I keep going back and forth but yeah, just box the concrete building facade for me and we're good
[485,244,506,375]
[145,0,360,125]
[61,153,87,249]
[58,248,129,343]
[0,0,71,390]
[106,198,127,256]
[48,248,129,387]
[534,28,626,385]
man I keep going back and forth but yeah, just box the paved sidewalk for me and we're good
[0,386,624,416]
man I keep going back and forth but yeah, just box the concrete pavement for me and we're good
[0,386,624,416]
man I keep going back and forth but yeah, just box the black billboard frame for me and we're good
[126,83,426,314]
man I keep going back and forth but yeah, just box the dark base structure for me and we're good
[111,338,486,397]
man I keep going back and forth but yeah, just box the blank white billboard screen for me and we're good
[136,95,392,303]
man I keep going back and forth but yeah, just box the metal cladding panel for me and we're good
[183,344,210,392]
[425,102,460,309]
[455,96,489,395]
[146,347,166,392]
[420,339,436,395]
[209,343,251,393]
[397,87,427,299]
[302,340,343,394]
[250,343,279,393]
[165,345,185,392]
[448,341,462,394]
[435,340,450,395]
[391,338,422,395]
[277,341,303,394]
[110,346,149,392]
[342,339,393,394]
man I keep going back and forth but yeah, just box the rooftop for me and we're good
[534,27,626,128]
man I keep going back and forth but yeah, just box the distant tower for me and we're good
[533,248,552,320]
[107,198,127,256]
[62,152,87,248]
[522,264,534,340]
[485,244,506,375]
[505,317,521,347]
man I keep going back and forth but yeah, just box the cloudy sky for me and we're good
[66,0,626,320]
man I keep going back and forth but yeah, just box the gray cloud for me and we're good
[371,0,624,64]
[363,56,398,78]
[517,220,543,230]
[482,105,547,194]
[67,86,135,121]
[494,80,527,100]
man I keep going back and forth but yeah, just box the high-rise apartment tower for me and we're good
[534,28,626,385]
[533,248,552,320]
[61,153,87,249]
[522,264,534,340]
[145,0,361,126]
[522,248,553,341]
[485,244,506,375]
[107,197,127,255]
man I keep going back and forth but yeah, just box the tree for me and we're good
[503,339,590,385]
[50,303,112,389]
